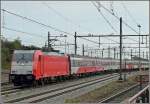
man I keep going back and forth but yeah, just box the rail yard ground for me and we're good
[1,71,139,103]
[1,69,10,84]
[1,73,116,102]
[65,70,149,103]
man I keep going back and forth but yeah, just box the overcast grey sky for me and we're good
[1,1,149,57]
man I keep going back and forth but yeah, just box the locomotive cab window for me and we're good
[13,52,33,63]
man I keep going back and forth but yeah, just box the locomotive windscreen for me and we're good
[12,53,33,63]
[11,50,35,75]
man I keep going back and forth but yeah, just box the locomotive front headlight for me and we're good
[11,71,17,74]
[10,75,15,80]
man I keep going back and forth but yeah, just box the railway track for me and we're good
[1,73,117,96]
[1,82,13,93]
[1,83,14,91]
[1,82,10,86]
[1,86,23,95]
[5,73,119,103]
[99,83,140,103]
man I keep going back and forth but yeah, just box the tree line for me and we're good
[1,37,41,70]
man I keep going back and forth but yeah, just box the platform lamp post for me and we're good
[138,25,141,69]
[138,24,141,70]
[137,24,143,90]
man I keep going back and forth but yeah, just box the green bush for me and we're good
[1,37,40,70]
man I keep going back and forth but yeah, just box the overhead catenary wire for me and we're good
[2,8,128,50]
[91,2,119,44]
[121,2,139,26]
[1,8,120,49]
[1,9,104,46]
[94,1,139,34]
[2,35,44,46]
[1,9,71,35]
[92,3,119,44]
[42,2,100,46]
[42,2,92,32]
[92,2,137,44]
[92,1,118,33]
[0,3,147,59]
[42,2,119,46]
[3,34,75,54]
[86,46,146,59]
[1,6,146,57]
[92,1,139,43]
[2,26,46,38]
[121,2,141,43]
[110,1,114,14]
[2,26,74,47]
[2,9,5,28]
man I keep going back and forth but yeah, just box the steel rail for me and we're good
[1,88,22,95]
[128,85,149,104]
[5,74,119,103]
[100,83,139,103]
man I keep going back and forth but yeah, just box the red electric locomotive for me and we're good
[9,50,70,86]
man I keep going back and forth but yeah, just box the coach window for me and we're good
[75,60,77,67]
[71,59,75,67]
[92,61,95,66]
[76,60,79,67]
